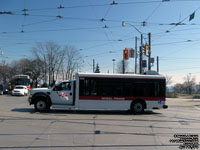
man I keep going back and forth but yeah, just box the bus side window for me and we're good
[91,79,98,96]
[124,80,132,97]
[133,82,145,97]
[100,78,112,96]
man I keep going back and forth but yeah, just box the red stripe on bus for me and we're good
[79,96,165,101]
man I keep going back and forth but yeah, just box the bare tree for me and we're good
[64,46,83,80]
[183,73,195,95]
[195,82,200,94]
[165,75,173,86]
[164,75,173,93]
[10,58,32,76]
[29,59,44,88]
[173,83,184,94]
[32,42,48,84]
[0,61,11,85]
[32,42,82,84]
[32,42,66,86]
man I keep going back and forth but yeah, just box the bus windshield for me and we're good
[13,78,30,86]
[11,75,31,90]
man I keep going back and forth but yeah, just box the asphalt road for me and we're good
[0,95,200,150]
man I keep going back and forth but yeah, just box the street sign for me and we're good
[150,58,154,63]
[129,48,134,58]
[142,60,147,67]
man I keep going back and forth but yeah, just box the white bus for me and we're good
[28,73,168,113]
[11,74,31,91]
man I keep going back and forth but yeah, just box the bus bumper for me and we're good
[163,105,168,109]
[28,97,32,105]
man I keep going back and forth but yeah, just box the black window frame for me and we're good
[79,77,166,98]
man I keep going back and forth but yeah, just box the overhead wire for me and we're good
[90,0,118,60]
[21,0,28,32]
[152,39,198,46]
[9,0,161,13]
[163,6,200,33]
[144,1,162,21]
[0,26,122,34]
[159,42,200,59]
[149,4,200,46]
[103,5,112,19]
[9,0,198,14]
[5,12,200,28]
[22,18,59,27]
[2,0,200,69]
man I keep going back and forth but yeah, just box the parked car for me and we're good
[0,85,3,95]
[0,84,7,95]
[12,86,28,96]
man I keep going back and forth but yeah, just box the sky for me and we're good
[1,0,200,84]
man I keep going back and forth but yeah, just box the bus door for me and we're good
[51,81,74,105]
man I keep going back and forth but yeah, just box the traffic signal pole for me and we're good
[157,56,159,73]
[135,36,137,74]
[93,59,95,73]
[122,60,125,74]
[139,34,143,74]
[148,33,151,71]
[121,21,144,74]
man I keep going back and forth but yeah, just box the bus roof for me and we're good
[13,74,30,79]
[76,73,165,80]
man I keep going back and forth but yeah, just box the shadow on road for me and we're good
[11,108,36,113]
[11,108,160,115]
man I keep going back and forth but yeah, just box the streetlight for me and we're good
[122,21,143,35]
[122,21,144,74]
[0,49,8,59]
[112,59,116,74]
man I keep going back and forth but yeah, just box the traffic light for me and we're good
[129,48,134,58]
[123,49,129,60]
[144,44,148,56]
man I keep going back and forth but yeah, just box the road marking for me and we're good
[193,106,200,110]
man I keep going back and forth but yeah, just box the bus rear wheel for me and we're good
[131,101,145,114]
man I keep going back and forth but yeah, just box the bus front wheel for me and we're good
[34,99,50,112]
[131,101,145,114]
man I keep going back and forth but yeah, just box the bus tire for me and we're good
[34,99,50,112]
[131,100,145,114]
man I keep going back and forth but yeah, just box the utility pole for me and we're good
[122,60,125,74]
[157,56,159,73]
[93,59,95,73]
[135,37,137,74]
[148,32,151,71]
[121,21,143,74]
[139,34,143,74]
[112,59,116,74]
